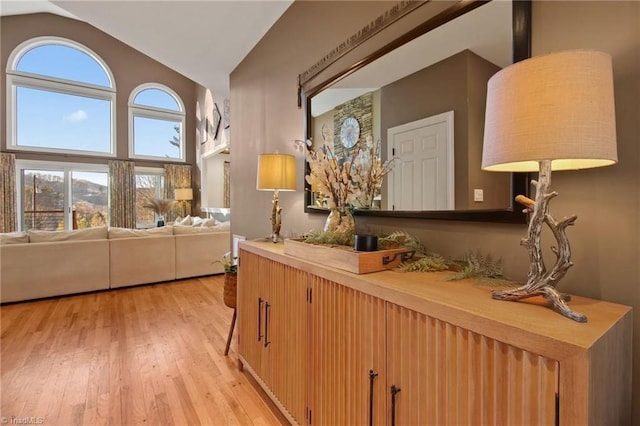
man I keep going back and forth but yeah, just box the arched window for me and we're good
[6,37,116,156]
[129,84,185,162]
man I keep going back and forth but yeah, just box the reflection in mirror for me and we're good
[201,149,231,220]
[305,0,530,222]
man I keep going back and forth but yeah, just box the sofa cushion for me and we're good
[0,231,29,245]
[28,226,108,243]
[108,226,174,239]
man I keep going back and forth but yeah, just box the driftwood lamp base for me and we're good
[269,190,282,243]
[492,160,587,323]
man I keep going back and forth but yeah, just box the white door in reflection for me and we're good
[387,111,454,210]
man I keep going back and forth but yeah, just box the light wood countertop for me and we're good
[239,239,632,362]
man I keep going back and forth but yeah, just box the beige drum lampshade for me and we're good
[174,188,193,201]
[482,50,617,172]
[256,153,296,191]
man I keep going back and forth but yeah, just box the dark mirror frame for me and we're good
[302,0,531,224]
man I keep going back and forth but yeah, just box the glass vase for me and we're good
[324,206,355,236]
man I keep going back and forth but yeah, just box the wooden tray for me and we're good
[283,238,413,274]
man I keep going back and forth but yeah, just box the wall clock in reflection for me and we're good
[340,117,360,149]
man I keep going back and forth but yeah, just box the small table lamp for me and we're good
[174,188,193,218]
[482,50,617,322]
[257,153,296,243]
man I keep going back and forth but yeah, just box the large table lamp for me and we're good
[174,188,193,218]
[482,50,617,322]
[257,153,296,243]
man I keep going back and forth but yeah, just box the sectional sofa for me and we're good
[0,224,231,303]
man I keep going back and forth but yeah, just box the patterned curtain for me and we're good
[0,153,17,233]
[164,164,192,222]
[223,161,230,208]
[109,160,136,228]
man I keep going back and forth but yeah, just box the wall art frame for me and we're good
[212,103,222,140]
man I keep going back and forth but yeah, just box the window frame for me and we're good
[134,166,166,228]
[15,159,110,231]
[128,83,186,162]
[5,36,117,157]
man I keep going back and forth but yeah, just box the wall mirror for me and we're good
[303,0,530,223]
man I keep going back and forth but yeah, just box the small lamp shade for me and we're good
[482,50,617,172]
[256,153,296,191]
[174,188,193,201]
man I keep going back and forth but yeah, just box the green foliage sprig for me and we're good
[378,231,427,255]
[304,229,354,247]
[397,254,449,272]
[447,250,504,280]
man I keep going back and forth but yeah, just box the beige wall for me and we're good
[231,0,639,420]
[381,49,509,209]
[1,13,201,207]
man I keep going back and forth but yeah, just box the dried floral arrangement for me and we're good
[294,136,394,210]
[143,198,175,216]
[350,136,396,208]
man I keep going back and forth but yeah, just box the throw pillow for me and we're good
[177,215,193,226]
[200,217,216,227]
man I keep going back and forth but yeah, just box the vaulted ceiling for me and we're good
[0,0,294,95]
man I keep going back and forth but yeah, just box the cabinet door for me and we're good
[386,303,559,425]
[237,248,267,376]
[309,276,386,426]
[238,250,307,424]
[262,260,308,424]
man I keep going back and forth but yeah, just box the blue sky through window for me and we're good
[12,40,182,185]
[133,116,181,159]
[16,86,111,153]
[17,44,111,87]
[134,88,180,111]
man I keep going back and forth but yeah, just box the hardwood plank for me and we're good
[1,276,287,425]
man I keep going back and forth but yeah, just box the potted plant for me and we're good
[215,251,238,309]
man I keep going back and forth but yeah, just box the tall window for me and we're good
[6,37,116,156]
[135,169,165,228]
[16,161,109,231]
[129,84,185,161]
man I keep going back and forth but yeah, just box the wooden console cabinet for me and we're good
[237,241,632,425]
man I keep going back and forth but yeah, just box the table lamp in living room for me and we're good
[482,50,617,322]
[256,153,296,243]
[174,188,193,218]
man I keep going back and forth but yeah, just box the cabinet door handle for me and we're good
[264,301,271,347]
[257,297,263,341]
[390,385,401,426]
[368,370,378,426]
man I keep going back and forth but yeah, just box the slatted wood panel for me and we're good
[264,261,307,424]
[0,276,287,425]
[237,248,264,378]
[309,276,387,426]
[386,302,559,426]
[237,249,307,424]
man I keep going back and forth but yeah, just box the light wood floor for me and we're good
[1,276,288,425]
